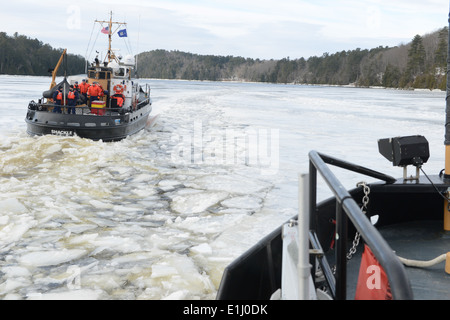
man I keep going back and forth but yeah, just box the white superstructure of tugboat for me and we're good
[25,13,153,142]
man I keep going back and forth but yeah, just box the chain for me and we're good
[346,181,370,260]
[331,181,370,274]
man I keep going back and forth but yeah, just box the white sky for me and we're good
[1,0,449,60]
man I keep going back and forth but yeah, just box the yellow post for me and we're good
[445,197,450,232]
[445,146,450,176]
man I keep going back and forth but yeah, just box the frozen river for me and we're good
[0,75,446,299]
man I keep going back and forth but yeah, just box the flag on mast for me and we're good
[118,29,128,38]
[101,27,109,34]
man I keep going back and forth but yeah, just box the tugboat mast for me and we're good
[95,11,127,64]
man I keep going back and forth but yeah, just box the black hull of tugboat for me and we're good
[25,103,152,142]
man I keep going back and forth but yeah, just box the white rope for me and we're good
[397,254,447,268]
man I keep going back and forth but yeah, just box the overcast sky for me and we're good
[1,0,449,61]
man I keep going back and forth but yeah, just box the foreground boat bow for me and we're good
[217,147,450,300]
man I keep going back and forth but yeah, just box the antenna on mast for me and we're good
[108,11,113,63]
[136,14,141,77]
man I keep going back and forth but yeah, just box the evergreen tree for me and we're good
[404,34,426,85]
[382,64,401,87]
[435,27,448,69]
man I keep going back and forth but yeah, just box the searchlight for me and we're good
[378,135,429,181]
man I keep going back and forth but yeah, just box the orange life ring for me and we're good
[113,84,126,93]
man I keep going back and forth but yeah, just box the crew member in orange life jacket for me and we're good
[79,79,89,103]
[52,87,63,113]
[111,92,125,108]
[87,81,104,107]
[73,81,80,93]
[67,86,79,114]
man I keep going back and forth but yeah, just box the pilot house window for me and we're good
[88,71,111,80]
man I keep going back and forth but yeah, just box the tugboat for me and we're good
[25,13,152,142]
[216,15,450,300]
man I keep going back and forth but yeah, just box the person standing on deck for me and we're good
[52,87,63,113]
[87,82,103,107]
[79,79,89,104]
[67,86,79,114]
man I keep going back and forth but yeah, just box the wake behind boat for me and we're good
[25,13,152,142]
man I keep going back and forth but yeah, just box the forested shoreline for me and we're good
[0,32,85,76]
[1,27,448,90]
[137,27,448,90]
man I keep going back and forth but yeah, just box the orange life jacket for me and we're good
[56,91,63,101]
[89,84,103,97]
[68,91,76,100]
[112,95,124,107]
[79,82,89,94]
[87,85,97,96]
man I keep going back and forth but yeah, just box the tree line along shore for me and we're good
[1,27,448,90]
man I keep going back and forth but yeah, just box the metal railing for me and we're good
[28,98,151,117]
[308,150,413,300]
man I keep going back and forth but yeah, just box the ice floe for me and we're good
[18,249,87,267]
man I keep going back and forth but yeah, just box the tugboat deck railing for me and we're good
[28,98,150,117]
[308,150,414,300]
